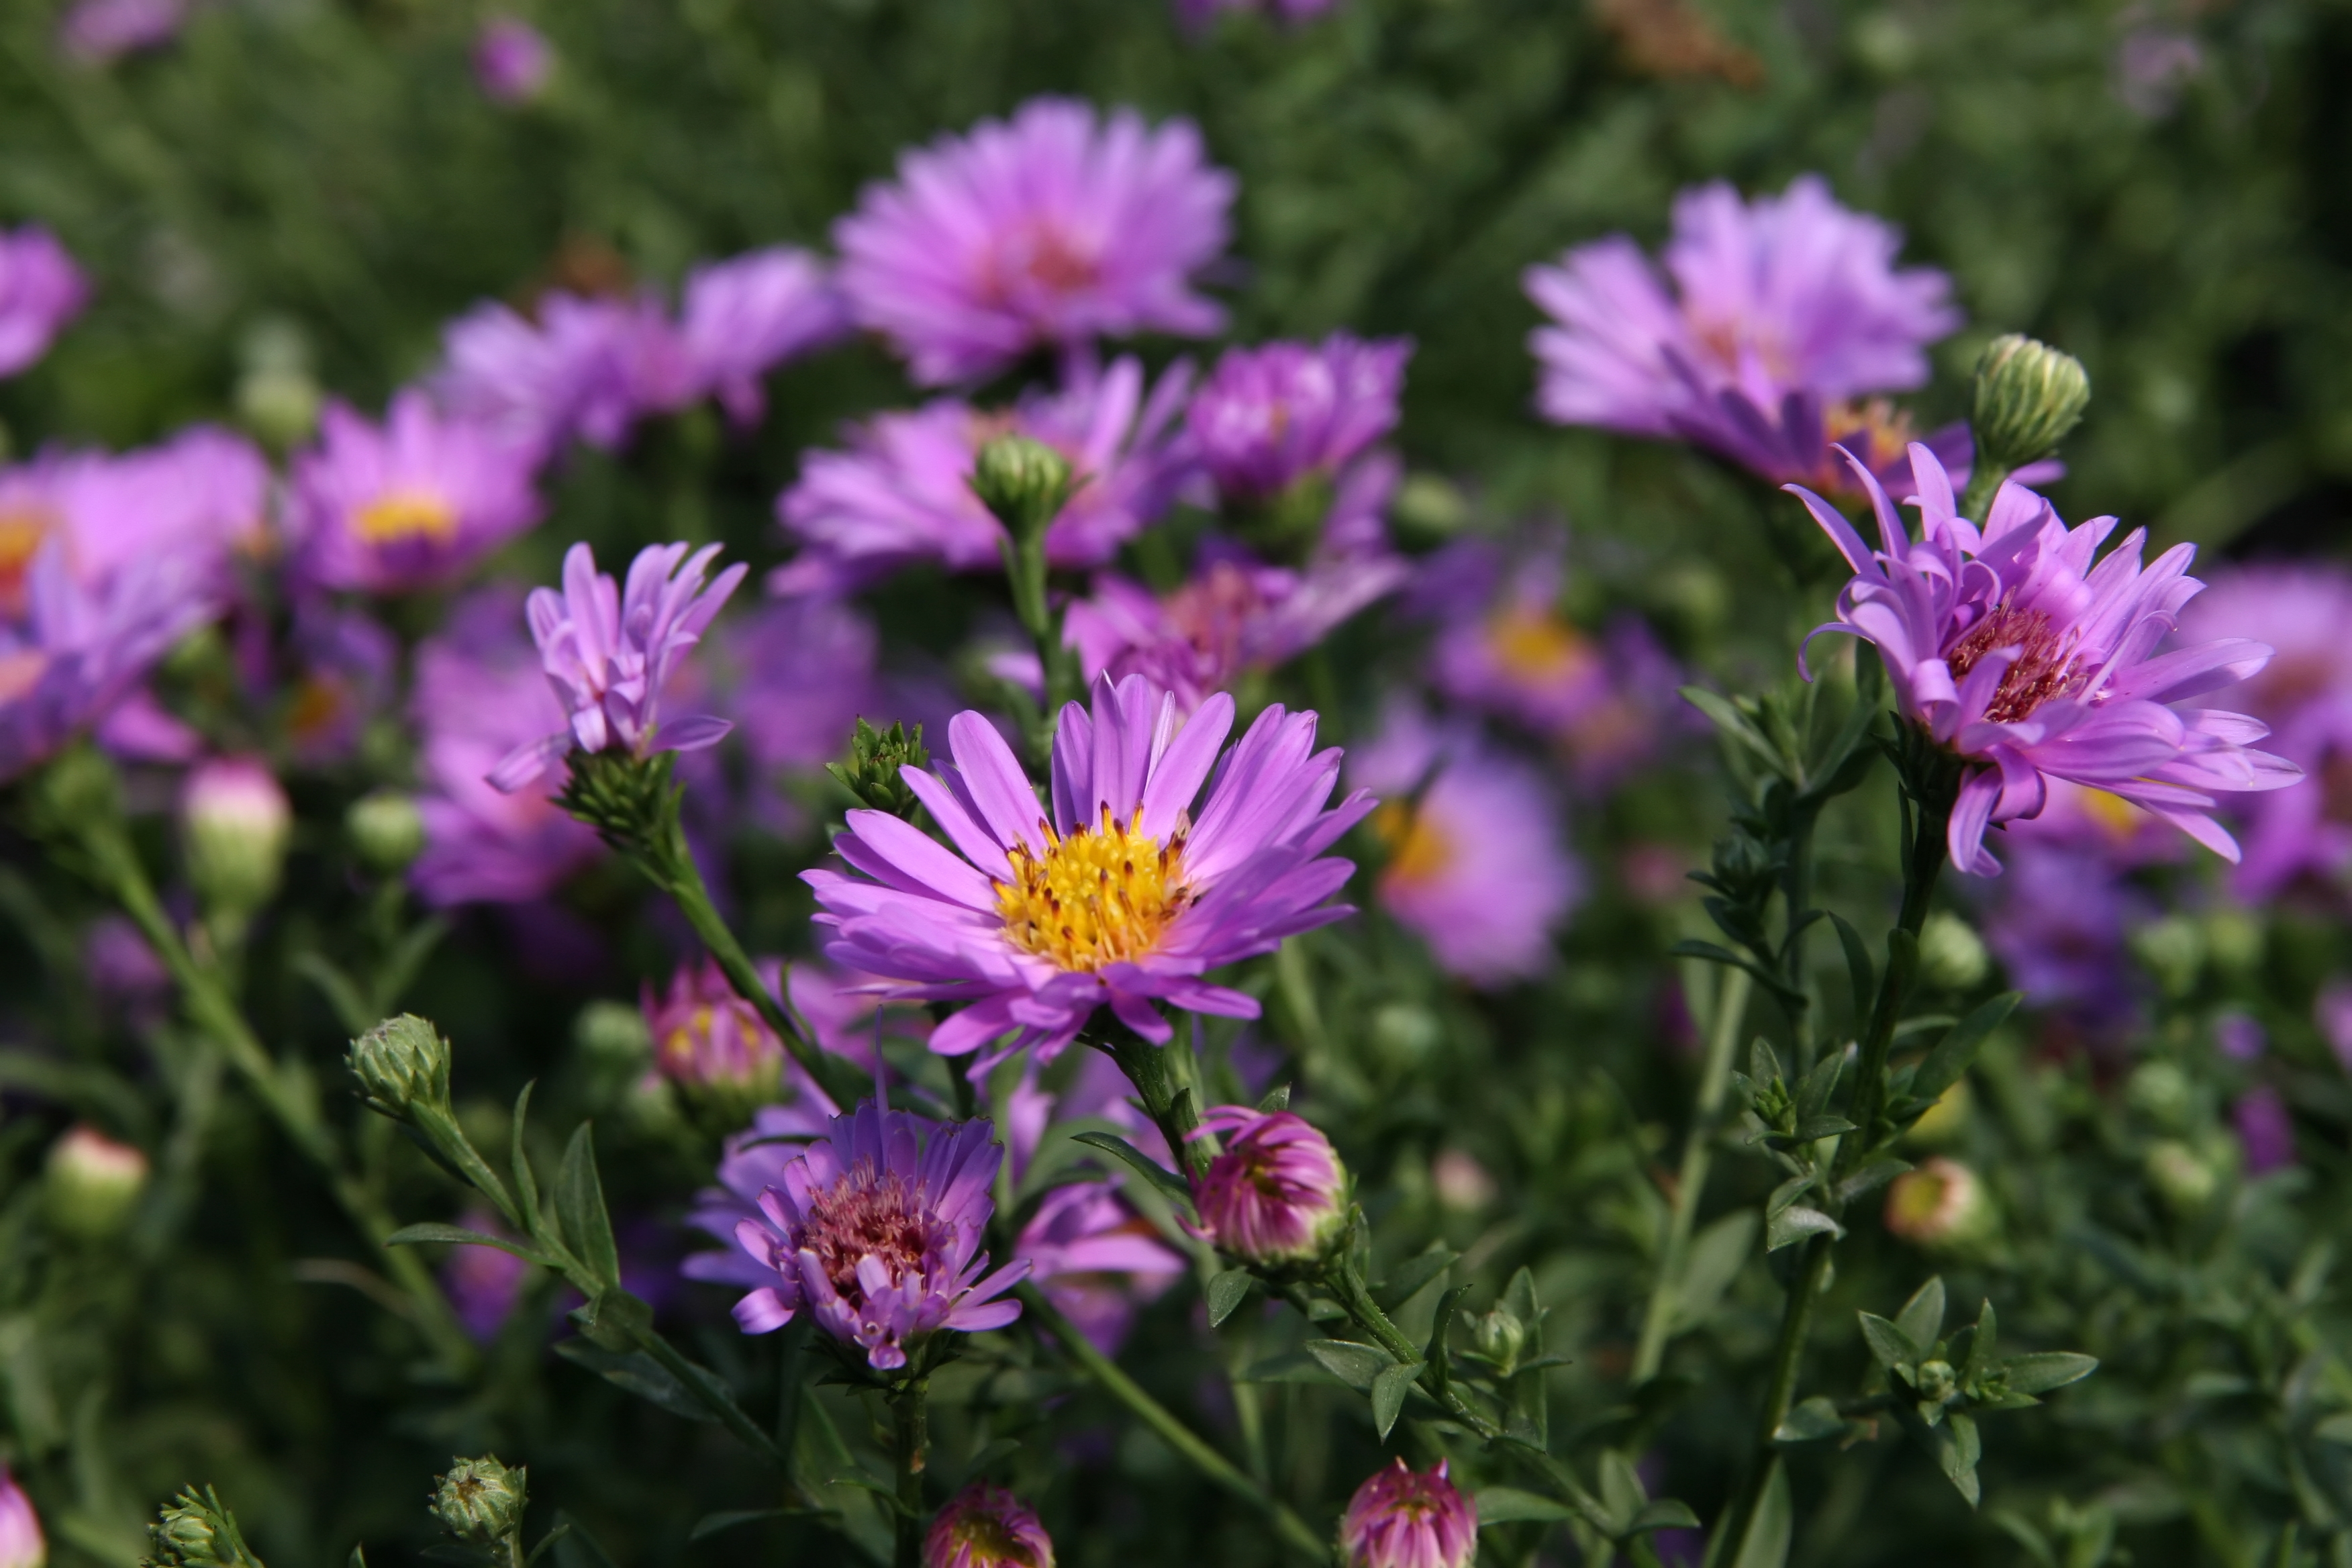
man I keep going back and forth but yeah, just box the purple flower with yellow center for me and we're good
[0,426,267,616]
[924,1483,1054,1568]
[290,392,540,594]
[0,226,89,377]
[1339,1459,1477,1568]
[1189,1104,1346,1266]
[0,541,213,779]
[776,356,1191,594]
[1794,443,2300,874]
[1187,334,1410,504]
[0,1463,43,1568]
[409,589,603,908]
[678,247,850,427]
[1014,1181,1185,1354]
[489,540,746,791]
[1351,702,1582,986]
[807,673,1371,1065]
[836,97,1234,387]
[723,1099,1027,1370]
[473,17,554,105]
[1524,175,1964,493]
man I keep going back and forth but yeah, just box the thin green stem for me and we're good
[1018,1283,1328,1561]
[1322,1256,1500,1439]
[1090,1025,1214,1182]
[889,1378,929,1568]
[1957,462,2010,528]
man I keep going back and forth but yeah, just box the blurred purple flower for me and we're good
[409,589,603,907]
[444,1206,532,1342]
[806,674,1370,1067]
[2114,28,2204,118]
[0,542,214,779]
[775,356,1192,594]
[85,914,169,1027]
[1525,175,1964,492]
[2233,1085,2294,1175]
[474,17,554,105]
[1349,701,1583,985]
[678,248,851,426]
[289,393,541,593]
[713,593,878,774]
[2215,1011,2265,1063]
[722,1101,1028,1369]
[1177,0,1337,26]
[0,426,267,612]
[436,292,677,458]
[59,0,183,62]
[281,599,397,765]
[1795,445,2298,875]
[836,97,1234,386]
[1015,1182,1184,1355]
[0,1461,44,1568]
[490,540,746,791]
[2000,777,2184,867]
[1187,334,1410,504]
[1979,843,2141,1028]
[2316,981,2352,1073]
[0,226,90,376]
[646,954,791,1097]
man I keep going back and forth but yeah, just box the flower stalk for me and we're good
[889,1378,930,1568]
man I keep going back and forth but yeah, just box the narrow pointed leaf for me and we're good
[1858,1312,1921,1371]
[1071,1131,1195,1212]
[1909,993,2022,1106]
[1730,1458,1793,1568]
[1896,1277,1947,1351]
[385,1223,549,1265]
[558,1123,621,1287]
[1371,1360,1422,1438]
[1205,1270,1254,1329]
[2001,1353,2098,1394]
[1475,1488,1577,1526]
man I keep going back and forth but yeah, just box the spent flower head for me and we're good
[430,1455,527,1546]
[923,1483,1055,1568]
[1189,1105,1348,1267]
[1339,1460,1478,1568]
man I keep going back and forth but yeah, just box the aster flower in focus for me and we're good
[835,97,1234,386]
[1349,702,1583,986]
[0,226,89,377]
[473,17,554,105]
[1190,1105,1346,1267]
[1338,1460,1477,1568]
[1794,444,2299,875]
[924,1483,1054,1568]
[0,1463,43,1568]
[1187,334,1410,507]
[722,1100,1027,1370]
[775,356,1191,593]
[1524,175,1964,492]
[1014,1181,1184,1353]
[807,673,1371,1065]
[490,541,746,791]
[677,247,851,426]
[409,590,603,908]
[289,393,541,594]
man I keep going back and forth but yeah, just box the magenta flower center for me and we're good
[801,1165,938,1304]
[995,807,1191,972]
[1944,604,2088,724]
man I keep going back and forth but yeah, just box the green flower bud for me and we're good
[2130,915,2204,997]
[147,1487,260,1568]
[1883,1157,1996,1251]
[2145,1138,2219,1212]
[2124,1060,2194,1132]
[1471,1306,1526,1376]
[826,718,929,819]
[181,759,291,934]
[45,1125,149,1239]
[430,1456,527,1547]
[1915,1358,1958,1404]
[967,434,1075,542]
[348,1014,452,1119]
[1916,912,1990,992]
[346,791,426,877]
[1969,334,2091,473]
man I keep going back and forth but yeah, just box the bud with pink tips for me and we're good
[1190,1105,1347,1267]
[0,1466,42,1568]
[1340,1459,1477,1568]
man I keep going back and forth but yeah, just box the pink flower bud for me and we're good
[45,1125,148,1238]
[1191,1106,1346,1267]
[1340,1459,1476,1568]
[180,757,291,920]
[1883,1157,1992,1248]
[922,1482,1052,1568]
[0,1466,44,1568]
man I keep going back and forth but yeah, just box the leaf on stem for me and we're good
[1857,1312,1922,1372]
[1826,912,1875,1023]
[557,1123,621,1287]
[2002,1353,2098,1395]
[1371,1360,1422,1438]
[552,1338,720,1424]
[1071,1131,1196,1212]
[1205,1270,1255,1328]
[1303,1338,1395,1391]
[1906,993,2022,1110]
[1896,1277,1947,1351]
[384,1223,549,1265]
[510,1081,540,1231]
[1474,1488,1577,1525]
[1730,1458,1793,1568]
[1773,1395,1846,1444]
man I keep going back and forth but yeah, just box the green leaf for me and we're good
[1730,1458,1792,1568]
[1597,1450,1647,1534]
[384,1223,548,1265]
[1256,1082,1291,1113]
[1374,1244,1457,1311]
[2313,1412,2352,1444]
[1304,1338,1395,1391]
[552,1338,720,1424]
[292,951,374,1038]
[1630,1499,1703,1534]
[1826,912,1877,1025]
[1896,1277,1948,1352]
[1767,1205,1842,1252]
[1426,1283,1472,1395]
[1205,1270,1254,1329]
[1371,1360,1422,1438]
[1908,992,2022,1107]
[1070,1131,1195,1212]
[1836,1158,1912,1205]
[1793,1050,1844,1125]
[567,1289,652,1352]
[1681,687,1786,774]
[1934,1412,1983,1507]
[510,1081,540,1232]
[1774,1395,1848,1444]
[1858,1312,1921,1372]
[1670,940,1801,1001]
[1475,1488,1577,1526]
[1234,1349,1347,1386]
[1673,1210,1759,1332]
[2001,1353,2098,1395]
[557,1123,620,1287]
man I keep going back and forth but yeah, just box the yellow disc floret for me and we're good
[354,487,460,547]
[997,805,1187,972]
[1371,800,1454,887]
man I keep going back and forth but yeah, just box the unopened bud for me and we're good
[1915,1358,1958,1404]
[346,791,425,876]
[2125,1060,2194,1132]
[45,1126,149,1238]
[968,434,1075,542]
[2145,1138,2219,1212]
[181,759,291,924]
[146,1488,258,1568]
[922,1483,1055,1568]
[1191,1108,1348,1268]
[1970,334,2090,472]
[0,1465,44,1568]
[1471,1306,1526,1375]
[348,1014,452,1118]
[1916,912,1990,992]
[1883,1157,1994,1251]
[826,718,928,819]
[430,1455,526,1546]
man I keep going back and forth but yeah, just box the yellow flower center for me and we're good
[1487,604,1596,685]
[1372,801,1454,886]
[996,806,1188,973]
[0,505,57,612]
[660,1006,718,1075]
[354,488,459,547]
[2077,787,2145,845]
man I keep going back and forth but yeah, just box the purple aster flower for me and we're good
[0,542,213,779]
[0,427,266,612]
[1978,842,2141,1026]
[924,1483,1055,1568]
[835,97,1235,387]
[1189,1104,1346,1266]
[713,593,878,774]
[0,1463,43,1568]
[2215,1011,2265,1063]
[282,599,398,765]
[2233,1085,2294,1175]
[721,1100,1028,1370]
[1794,444,2300,875]
[1524,175,1964,493]
[645,954,792,1097]
[1186,334,1410,504]
[2000,777,2183,867]
[444,1206,532,1342]
[1349,702,1583,985]
[807,673,1372,1065]
[435,293,677,458]
[473,17,554,105]
[0,226,89,377]
[1339,1460,1477,1568]
[489,540,746,791]
[678,247,851,427]
[1015,1181,1184,1354]
[775,356,1191,593]
[409,589,603,908]
[289,393,541,593]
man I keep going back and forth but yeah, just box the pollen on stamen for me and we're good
[995,805,1190,973]
[1944,603,2090,725]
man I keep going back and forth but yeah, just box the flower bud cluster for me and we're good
[145,1488,260,1568]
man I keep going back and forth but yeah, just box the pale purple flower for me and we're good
[0,426,266,611]
[0,1463,44,1568]
[1187,335,1411,504]
[679,248,851,426]
[1794,444,2300,875]
[0,227,89,377]
[409,589,603,908]
[1979,843,2142,1024]
[60,0,186,62]
[435,293,677,458]
[1524,175,1963,492]
[1015,1182,1184,1354]
[775,356,1191,593]
[444,1206,532,1343]
[1189,1104,1346,1265]
[474,17,554,105]
[2215,1011,2265,1063]
[2233,1086,2294,1175]
[714,593,878,773]
[807,673,1371,1066]
[490,541,747,791]
[1340,1459,1477,1568]
[924,1483,1055,1568]
[2000,777,2183,867]
[289,393,541,593]
[722,1100,1027,1369]
[836,97,1234,386]
[1349,702,1583,985]
[0,542,213,779]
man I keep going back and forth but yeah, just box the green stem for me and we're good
[889,1378,929,1568]
[1779,810,1819,1071]
[1090,1024,1214,1183]
[1322,1255,1500,1439]
[1631,966,1753,1385]
[1957,461,2010,527]
[1018,1283,1327,1561]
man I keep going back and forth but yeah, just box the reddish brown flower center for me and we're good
[1944,604,2088,724]
[799,1165,936,1304]
[985,223,1101,303]
[1163,560,1267,669]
